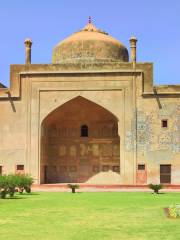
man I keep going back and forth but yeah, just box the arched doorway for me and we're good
[41,96,120,183]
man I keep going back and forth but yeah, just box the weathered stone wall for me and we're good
[0,76,28,174]
[136,97,180,184]
[0,62,179,184]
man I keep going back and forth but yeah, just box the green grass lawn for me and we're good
[0,192,180,240]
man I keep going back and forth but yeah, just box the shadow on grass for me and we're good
[67,192,83,194]
[1,196,27,200]
[20,192,40,196]
[0,192,40,200]
[150,192,165,195]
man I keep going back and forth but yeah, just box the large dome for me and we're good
[52,20,129,63]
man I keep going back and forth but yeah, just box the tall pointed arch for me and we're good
[41,96,120,184]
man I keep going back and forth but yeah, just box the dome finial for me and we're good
[88,16,92,24]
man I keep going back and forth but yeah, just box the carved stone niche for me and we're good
[91,128,100,137]
[59,166,67,172]
[69,145,77,157]
[59,145,67,157]
[92,165,100,173]
[80,143,89,156]
[102,126,111,137]
[91,144,100,157]
[49,125,58,137]
[113,144,120,157]
[112,165,120,172]
[58,128,68,138]
[48,145,58,157]
[79,157,89,164]
[101,144,112,157]
[112,123,118,137]
[69,165,77,172]
[102,165,109,172]
[112,157,120,163]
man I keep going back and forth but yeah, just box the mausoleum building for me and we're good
[0,19,180,185]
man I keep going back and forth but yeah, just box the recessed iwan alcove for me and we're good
[41,96,120,184]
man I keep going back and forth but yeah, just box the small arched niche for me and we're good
[40,96,120,184]
[81,125,88,137]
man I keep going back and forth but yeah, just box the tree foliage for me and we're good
[0,174,34,198]
[148,183,163,194]
[67,184,79,193]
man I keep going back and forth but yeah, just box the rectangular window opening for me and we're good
[160,164,171,184]
[16,165,24,171]
[161,119,168,128]
[0,166,2,175]
[138,164,145,170]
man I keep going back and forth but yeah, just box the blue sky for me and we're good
[0,0,180,86]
